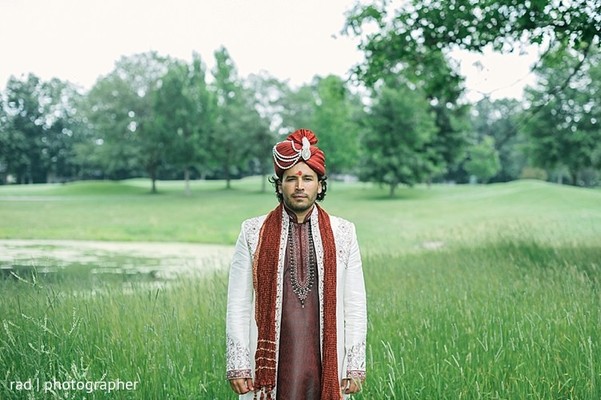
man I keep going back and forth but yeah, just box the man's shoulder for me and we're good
[242,214,268,224]
[328,213,353,226]
[240,214,268,234]
[326,214,358,251]
[327,214,356,232]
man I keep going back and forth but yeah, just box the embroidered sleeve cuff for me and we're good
[347,370,366,381]
[226,334,252,372]
[346,341,366,372]
[226,369,252,380]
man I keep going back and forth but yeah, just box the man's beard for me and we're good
[283,195,315,214]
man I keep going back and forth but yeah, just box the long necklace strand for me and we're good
[288,222,316,308]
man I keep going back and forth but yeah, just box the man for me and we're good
[226,128,367,399]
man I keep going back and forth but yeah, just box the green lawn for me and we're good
[1,178,599,250]
[1,178,600,399]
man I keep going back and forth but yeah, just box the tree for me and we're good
[274,76,365,177]
[85,52,171,192]
[471,98,526,182]
[346,8,471,181]
[464,135,501,183]
[346,0,600,84]
[210,47,262,189]
[0,102,8,183]
[245,72,284,190]
[345,0,601,181]
[278,83,316,134]
[153,54,214,195]
[0,74,82,184]
[240,110,273,191]
[125,53,172,193]
[84,68,145,181]
[39,78,85,182]
[312,75,364,176]
[0,89,27,184]
[361,83,438,196]
[522,48,601,186]
[185,53,216,182]
[2,74,47,183]
[247,71,288,133]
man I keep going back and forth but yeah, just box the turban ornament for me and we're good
[272,129,326,177]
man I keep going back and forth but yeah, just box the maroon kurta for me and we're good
[276,212,322,399]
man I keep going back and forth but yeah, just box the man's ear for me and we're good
[318,181,323,193]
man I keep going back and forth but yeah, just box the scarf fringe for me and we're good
[253,387,274,399]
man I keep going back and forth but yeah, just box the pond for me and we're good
[0,239,233,283]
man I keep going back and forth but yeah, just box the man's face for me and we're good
[279,162,322,218]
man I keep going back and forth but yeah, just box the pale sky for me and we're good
[0,0,538,101]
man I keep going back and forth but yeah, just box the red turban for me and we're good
[272,129,326,177]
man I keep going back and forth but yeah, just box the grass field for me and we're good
[1,178,600,399]
[1,177,599,251]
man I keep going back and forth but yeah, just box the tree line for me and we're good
[1,1,600,195]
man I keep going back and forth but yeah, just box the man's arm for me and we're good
[225,222,255,385]
[343,223,367,381]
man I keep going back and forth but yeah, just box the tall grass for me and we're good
[357,240,601,399]
[1,179,600,398]
[2,239,600,399]
[1,273,229,399]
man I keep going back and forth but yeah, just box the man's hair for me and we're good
[268,174,328,202]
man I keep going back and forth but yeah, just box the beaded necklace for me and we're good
[287,219,316,308]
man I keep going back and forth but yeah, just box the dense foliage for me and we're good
[1,0,600,192]
[344,0,601,188]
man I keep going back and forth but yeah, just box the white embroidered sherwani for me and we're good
[226,206,367,399]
